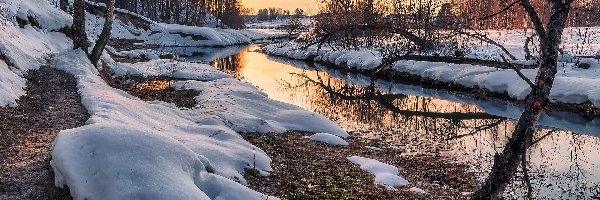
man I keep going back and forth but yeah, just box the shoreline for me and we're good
[261,51,600,120]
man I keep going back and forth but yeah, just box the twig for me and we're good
[500,55,538,90]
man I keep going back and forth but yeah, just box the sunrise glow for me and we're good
[242,0,319,14]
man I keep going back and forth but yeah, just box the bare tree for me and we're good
[285,18,303,37]
[472,0,575,198]
[89,0,116,65]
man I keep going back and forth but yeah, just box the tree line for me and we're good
[256,8,305,21]
[87,0,245,28]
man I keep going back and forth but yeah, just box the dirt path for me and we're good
[0,66,89,200]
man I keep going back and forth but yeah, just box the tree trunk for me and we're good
[472,0,573,199]
[60,0,69,13]
[72,0,89,51]
[89,0,116,66]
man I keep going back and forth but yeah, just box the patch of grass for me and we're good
[242,132,477,200]
[112,76,199,108]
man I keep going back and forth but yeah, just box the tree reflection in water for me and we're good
[203,49,600,199]
[280,70,600,199]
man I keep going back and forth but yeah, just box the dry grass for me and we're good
[243,132,478,200]
[111,76,199,108]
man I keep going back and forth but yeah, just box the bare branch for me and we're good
[453,29,518,60]
[446,119,506,141]
[500,55,537,90]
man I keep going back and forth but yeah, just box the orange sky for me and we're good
[242,0,319,14]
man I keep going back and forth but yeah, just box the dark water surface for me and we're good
[158,45,600,199]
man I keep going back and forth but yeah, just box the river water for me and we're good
[155,44,600,199]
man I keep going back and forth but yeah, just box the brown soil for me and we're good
[111,76,199,108]
[0,66,89,200]
[243,132,478,200]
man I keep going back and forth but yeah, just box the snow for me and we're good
[0,0,72,30]
[0,2,295,191]
[409,187,427,194]
[0,60,25,107]
[0,3,72,107]
[579,58,600,69]
[319,67,600,137]
[86,10,285,47]
[346,156,409,190]
[109,59,230,81]
[365,146,383,151]
[264,40,600,109]
[309,133,349,146]
[49,48,346,199]
[109,56,348,135]
[51,50,279,200]
[174,78,348,136]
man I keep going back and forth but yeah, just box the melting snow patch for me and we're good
[309,133,349,146]
[409,187,427,194]
[347,156,409,190]
[365,146,383,151]
[174,79,348,136]
[0,60,25,107]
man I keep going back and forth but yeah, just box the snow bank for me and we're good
[86,10,284,47]
[51,50,278,200]
[141,24,285,47]
[309,133,349,146]
[347,156,409,190]
[110,59,230,81]
[264,42,600,108]
[0,0,72,30]
[107,56,348,136]
[0,60,25,107]
[51,49,348,199]
[0,1,72,107]
[174,78,348,136]
[319,66,600,137]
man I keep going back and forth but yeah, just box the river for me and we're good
[152,44,600,199]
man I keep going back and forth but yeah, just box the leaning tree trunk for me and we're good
[89,0,115,66]
[72,0,89,51]
[472,0,573,199]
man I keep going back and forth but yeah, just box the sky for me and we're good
[242,0,320,15]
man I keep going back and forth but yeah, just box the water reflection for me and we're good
[155,45,600,199]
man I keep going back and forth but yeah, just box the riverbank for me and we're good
[86,2,288,48]
[243,132,477,199]
[263,42,600,119]
[107,73,478,199]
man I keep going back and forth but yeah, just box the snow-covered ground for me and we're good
[48,50,348,200]
[245,18,312,30]
[0,1,350,199]
[347,156,409,190]
[309,132,349,146]
[85,3,285,47]
[0,0,72,107]
[263,31,600,109]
